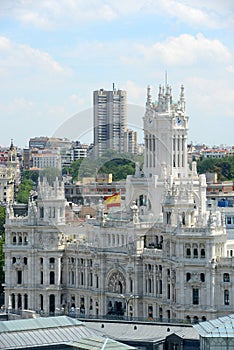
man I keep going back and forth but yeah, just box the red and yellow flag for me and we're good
[104,192,121,209]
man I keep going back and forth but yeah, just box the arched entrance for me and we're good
[106,270,126,316]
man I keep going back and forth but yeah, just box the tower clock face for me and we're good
[175,116,183,127]
[147,118,153,127]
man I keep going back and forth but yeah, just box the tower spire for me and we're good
[146,85,152,107]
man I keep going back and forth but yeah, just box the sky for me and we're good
[0,0,234,148]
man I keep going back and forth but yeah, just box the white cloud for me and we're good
[122,80,145,102]
[0,35,68,75]
[154,0,220,29]
[135,33,232,66]
[4,0,231,30]
[69,94,86,107]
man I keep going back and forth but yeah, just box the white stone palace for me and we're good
[4,84,234,323]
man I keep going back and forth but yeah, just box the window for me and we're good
[72,271,75,285]
[40,294,43,310]
[24,294,28,310]
[167,284,170,299]
[24,257,27,265]
[40,207,44,218]
[200,273,205,282]
[201,249,205,258]
[149,279,152,293]
[17,271,22,284]
[159,280,162,294]
[96,275,99,289]
[223,273,230,282]
[148,305,153,318]
[12,257,16,264]
[193,248,198,258]
[193,289,199,305]
[224,290,229,305]
[227,217,232,225]
[40,271,43,284]
[186,248,191,258]
[50,257,55,269]
[50,271,55,284]
[40,258,43,265]
[130,279,133,293]
[186,273,191,282]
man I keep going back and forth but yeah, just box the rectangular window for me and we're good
[227,217,232,225]
[17,271,22,284]
[193,288,199,305]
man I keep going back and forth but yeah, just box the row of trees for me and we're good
[67,150,144,181]
[197,155,234,181]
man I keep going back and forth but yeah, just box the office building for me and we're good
[93,87,127,157]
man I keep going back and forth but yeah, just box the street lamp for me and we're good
[120,294,138,319]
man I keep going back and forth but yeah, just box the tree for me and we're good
[197,156,234,181]
[16,179,34,204]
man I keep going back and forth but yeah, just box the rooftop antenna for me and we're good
[113,82,115,91]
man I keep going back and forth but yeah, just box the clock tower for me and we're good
[143,84,189,179]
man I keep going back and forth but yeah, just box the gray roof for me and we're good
[85,321,200,343]
[72,337,136,349]
[194,314,234,338]
[0,316,103,349]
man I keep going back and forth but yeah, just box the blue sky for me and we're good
[0,0,234,148]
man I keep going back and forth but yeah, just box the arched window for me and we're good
[200,273,205,282]
[50,271,55,285]
[24,257,27,265]
[12,257,16,264]
[12,236,17,245]
[12,294,15,309]
[201,248,205,258]
[50,258,55,269]
[186,248,191,258]
[193,248,198,258]
[224,290,229,305]
[24,235,28,245]
[18,236,22,245]
[223,273,230,282]
[18,294,22,309]
[186,272,191,282]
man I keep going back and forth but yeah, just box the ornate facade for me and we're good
[4,84,234,323]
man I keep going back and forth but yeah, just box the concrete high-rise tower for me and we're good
[93,86,127,158]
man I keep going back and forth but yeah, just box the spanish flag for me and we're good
[104,192,121,209]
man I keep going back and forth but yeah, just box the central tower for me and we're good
[143,84,188,179]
